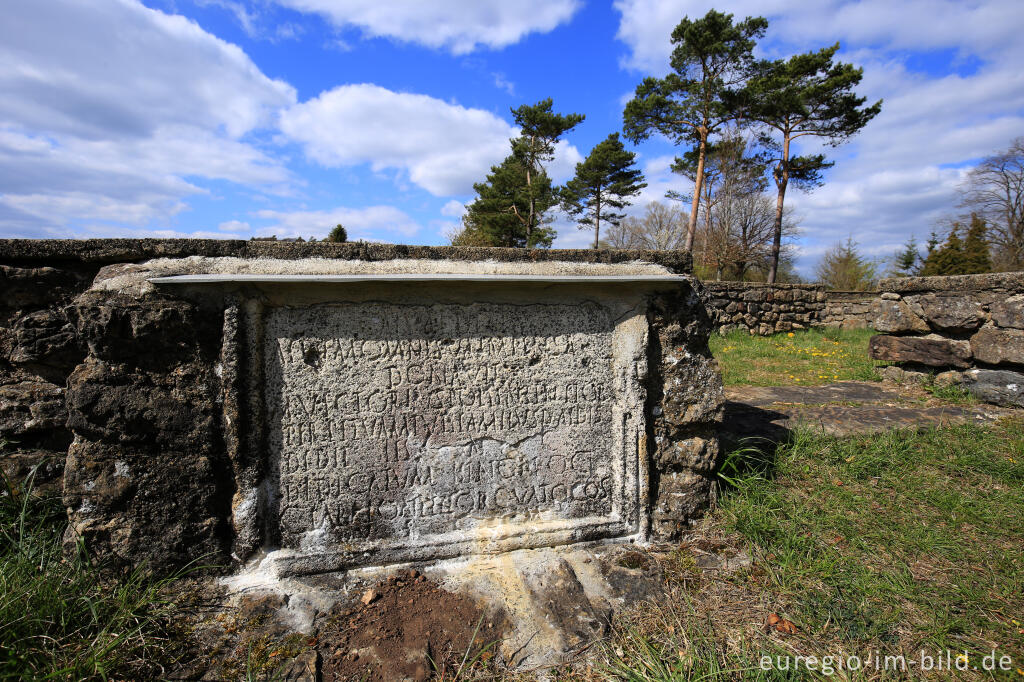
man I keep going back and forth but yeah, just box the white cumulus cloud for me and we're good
[272,0,581,54]
[279,83,583,197]
[0,0,296,236]
[440,200,467,218]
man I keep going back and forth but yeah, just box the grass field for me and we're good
[710,327,885,387]
[592,420,1024,680]
[0,464,185,680]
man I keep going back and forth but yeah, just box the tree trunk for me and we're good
[767,135,791,284]
[525,161,534,246]
[685,133,707,253]
[702,176,714,268]
[593,194,602,250]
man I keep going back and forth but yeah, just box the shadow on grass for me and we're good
[716,400,794,490]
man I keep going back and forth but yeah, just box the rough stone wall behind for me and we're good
[0,239,692,272]
[1,264,94,494]
[702,282,877,336]
[868,272,1024,407]
[818,290,877,329]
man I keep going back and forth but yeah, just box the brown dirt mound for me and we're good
[319,569,505,681]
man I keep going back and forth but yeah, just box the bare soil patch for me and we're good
[318,569,506,681]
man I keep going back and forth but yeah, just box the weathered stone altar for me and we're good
[0,241,723,577]
[263,294,636,573]
[151,273,687,575]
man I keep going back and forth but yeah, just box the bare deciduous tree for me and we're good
[603,201,688,250]
[674,132,799,279]
[958,137,1024,270]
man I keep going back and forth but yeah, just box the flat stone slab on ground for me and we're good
[734,381,902,408]
[723,381,1019,441]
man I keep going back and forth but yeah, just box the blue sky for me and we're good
[2,0,1022,275]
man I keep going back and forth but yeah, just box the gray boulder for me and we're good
[970,327,1024,366]
[991,295,1024,330]
[961,369,1024,407]
[871,298,929,333]
[869,334,972,368]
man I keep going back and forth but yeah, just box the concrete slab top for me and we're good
[149,273,689,285]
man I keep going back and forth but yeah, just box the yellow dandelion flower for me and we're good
[787,332,794,337]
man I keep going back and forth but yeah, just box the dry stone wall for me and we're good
[819,290,877,328]
[0,239,722,577]
[868,272,1024,407]
[702,282,876,335]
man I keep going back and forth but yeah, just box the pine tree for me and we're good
[925,230,941,257]
[893,236,921,276]
[461,99,583,248]
[935,229,966,275]
[921,225,968,276]
[326,224,347,243]
[623,10,767,254]
[742,44,882,283]
[462,148,558,248]
[508,99,584,245]
[962,213,993,274]
[561,133,647,249]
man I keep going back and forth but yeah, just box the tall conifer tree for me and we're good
[742,44,881,283]
[623,10,767,254]
[921,225,968,275]
[893,236,921,276]
[462,99,583,248]
[962,213,993,274]
[561,133,647,249]
[461,148,558,248]
[509,99,584,244]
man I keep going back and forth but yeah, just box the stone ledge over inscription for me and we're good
[261,295,647,575]
[152,273,686,285]
[100,255,678,297]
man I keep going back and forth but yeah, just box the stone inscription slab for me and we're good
[263,301,631,554]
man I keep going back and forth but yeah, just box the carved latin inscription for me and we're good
[263,301,621,548]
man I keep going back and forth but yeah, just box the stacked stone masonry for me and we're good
[702,281,876,336]
[868,272,1024,407]
[0,239,722,577]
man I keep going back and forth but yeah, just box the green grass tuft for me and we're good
[717,420,1024,673]
[921,379,978,405]
[0,465,187,680]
